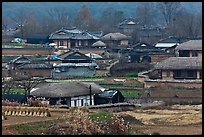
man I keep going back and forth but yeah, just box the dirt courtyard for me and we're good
[116,104,202,135]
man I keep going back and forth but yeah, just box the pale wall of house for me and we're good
[52,66,96,78]
[161,71,174,80]
[17,69,52,78]
[120,40,129,45]
[71,95,94,107]
[198,51,202,58]
[54,40,71,49]
[150,54,175,62]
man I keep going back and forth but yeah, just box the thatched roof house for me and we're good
[101,33,130,41]
[91,40,106,47]
[154,57,202,70]
[175,40,202,51]
[30,82,103,98]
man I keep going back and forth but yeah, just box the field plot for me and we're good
[116,104,202,135]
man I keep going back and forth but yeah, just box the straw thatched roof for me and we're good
[30,82,103,98]
[154,57,202,70]
[175,40,202,51]
[101,33,130,41]
[92,40,106,47]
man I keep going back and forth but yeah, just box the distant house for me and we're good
[101,32,130,47]
[175,40,202,58]
[26,34,52,44]
[8,55,53,78]
[17,63,53,78]
[154,57,202,80]
[138,40,202,88]
[155,36,190,53]
[49,27,102,49]
[52,51,98,78]
[136,27,164,44]
[8,55,31,70]
[30,82,103,106]
[118,17,139,35]
[118,17,164,44]
[94,89,125,105]
[128,42,164,63]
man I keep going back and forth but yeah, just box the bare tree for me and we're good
[10,10,32,38]
[47,7,72,29]
[135,2,157,27]
[2,77,15,100]
[75,4,100,31]
[173,10,202,38]
[157,2,181,26]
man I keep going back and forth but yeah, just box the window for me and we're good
[174,70,181,78]
[81,99,84,106]
[192,51,198,57]
[187,70,196,78]
[60,41,64,46]
[166,71,170,78]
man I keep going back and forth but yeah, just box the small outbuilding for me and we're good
[94,89,125,105]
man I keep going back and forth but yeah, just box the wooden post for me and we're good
[197,71,200,79]
[89,85,92,105]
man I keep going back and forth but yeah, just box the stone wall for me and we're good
[2,48,55,55]
[144,80,202,88]
[150,53,175,62]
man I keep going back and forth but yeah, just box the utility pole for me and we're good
[89,85,92,105]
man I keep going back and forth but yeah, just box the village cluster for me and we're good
[2,16,202,109]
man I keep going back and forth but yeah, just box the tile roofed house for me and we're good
[30,82,103,106]
[52,51,98,78]
[49,27,101,49]
[155,36,191,53]
[59,51,93,63]
[118,17,142,35]
[8,55,53,78]
[155,36,190,48]
[10,55,31,64]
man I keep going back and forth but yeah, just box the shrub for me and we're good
[44,108,132,135]
[110,62,153,77]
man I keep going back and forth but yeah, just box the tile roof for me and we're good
[49,28,100,40]
[17,63,53,69]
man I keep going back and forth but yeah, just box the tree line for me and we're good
[2,2,202,40]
